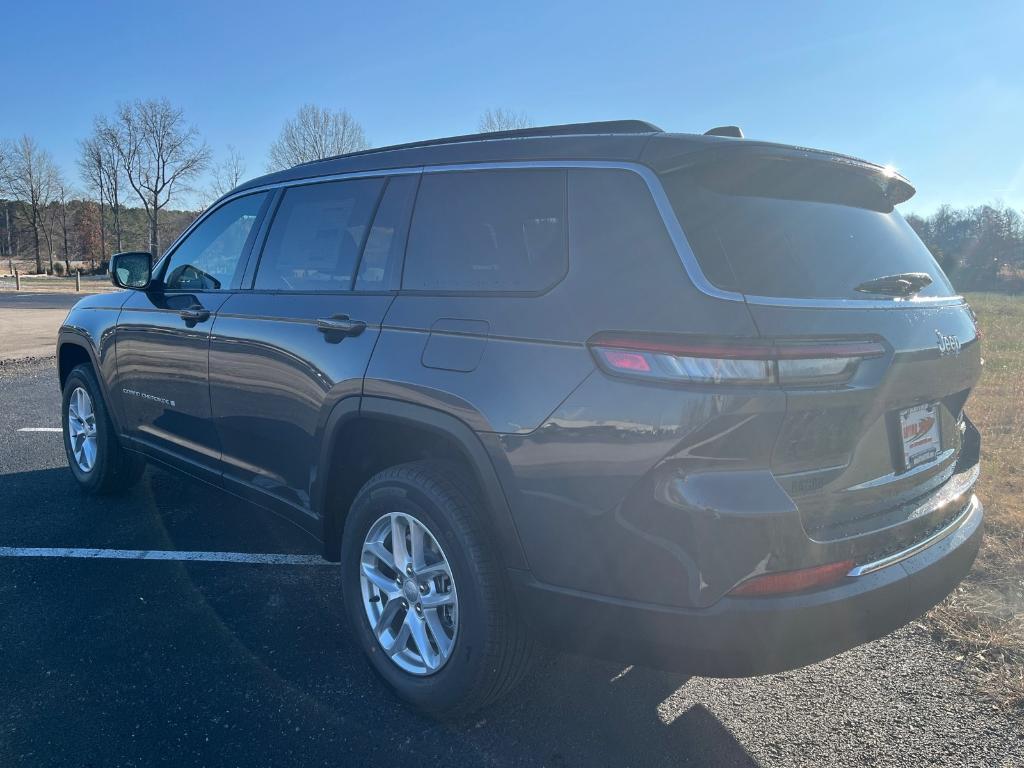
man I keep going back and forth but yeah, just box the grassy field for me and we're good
[928,292,1024,707]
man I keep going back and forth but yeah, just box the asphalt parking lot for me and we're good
[0,293,86,309]
[1,358,1022,767]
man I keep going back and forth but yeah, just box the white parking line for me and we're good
[0,547,332,565]
[17,427,62,432]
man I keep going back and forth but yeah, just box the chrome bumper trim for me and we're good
[847,494,982,577]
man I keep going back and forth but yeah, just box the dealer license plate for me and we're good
[899,402,941,470]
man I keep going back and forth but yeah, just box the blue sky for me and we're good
[4,0,1023,214]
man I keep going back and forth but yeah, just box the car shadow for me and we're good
[461,656,761,767]
[0,463,760,767]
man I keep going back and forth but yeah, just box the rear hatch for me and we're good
[657,145,982,552]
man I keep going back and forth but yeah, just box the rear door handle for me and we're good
[316,315,366,341]
[179,307,211,326]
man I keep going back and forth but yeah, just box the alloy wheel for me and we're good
[67,386,98,473]
[359,512,459,675]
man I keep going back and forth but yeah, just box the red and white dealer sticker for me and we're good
[899,402,942,469]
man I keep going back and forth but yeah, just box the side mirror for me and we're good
[109,252,153,290]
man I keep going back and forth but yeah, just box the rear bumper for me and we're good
[511,494,982,676]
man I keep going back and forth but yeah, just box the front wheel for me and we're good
[61,363,145,494]
[341,461,534,717]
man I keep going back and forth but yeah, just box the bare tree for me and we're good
[41,188,59,273]
[205,145,247,205]
[96,119,126,253]
[77,134,108,261]
[267,105,368,171]
[55,179,74,274]
[1,136,60,273]
[3,203,13,274]
[478,108,533,133]
[0,148,12,272]
[108,99,210,255]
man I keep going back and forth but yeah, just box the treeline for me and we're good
[0,197,196,275]
[0,101,533,275]
[907,204,1024,292]
[13,99,1016,293]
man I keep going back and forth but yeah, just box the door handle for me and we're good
[179,307,211,326]
[316,314,366,342]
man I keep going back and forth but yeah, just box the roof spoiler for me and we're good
[704,125,744,138]
[650,142,916,207]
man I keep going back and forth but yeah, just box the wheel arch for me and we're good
[58,338,94,389]
[314,396,528,570]
[57,331,123,426]
[58,329,132,439]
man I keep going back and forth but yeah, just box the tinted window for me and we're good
[254,178,384,291]
[164,193,266,291]
[355,175,419,291]
[403,169,567,292]
[661,159,955,300]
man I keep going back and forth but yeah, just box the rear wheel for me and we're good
[341,461,534,717]
[61,364,145,494]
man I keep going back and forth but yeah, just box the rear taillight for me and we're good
[728,560,855,597]
[966,304,983,341]
[588,334,885,387]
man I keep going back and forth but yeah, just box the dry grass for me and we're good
[1,256,113,294]
[927,292,1024,707]
[0,273,116,294]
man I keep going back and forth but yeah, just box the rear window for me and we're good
[403,169,567,293]
[661,156,956,300]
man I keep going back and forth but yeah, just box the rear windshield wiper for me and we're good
[854,272,933,296]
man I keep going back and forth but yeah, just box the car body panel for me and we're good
[114,288,230,473]
[57,291,132,429]
[55,127,983,678]
[209,291,394,512]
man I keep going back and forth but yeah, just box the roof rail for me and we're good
[295,120,663,167]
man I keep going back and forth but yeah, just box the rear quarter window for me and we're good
[402,169,568,293]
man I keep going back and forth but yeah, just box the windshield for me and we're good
[661,157,957,301]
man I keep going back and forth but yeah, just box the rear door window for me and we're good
[254,178,384,291]
[402,169,567,293]
[661,156,956,301]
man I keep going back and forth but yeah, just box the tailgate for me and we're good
[755,300,982,537]
[656,143,983,544]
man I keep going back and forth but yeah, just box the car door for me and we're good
[115,192,270,476]
[208,174,418,515]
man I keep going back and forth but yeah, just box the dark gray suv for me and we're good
[57,120,983,716]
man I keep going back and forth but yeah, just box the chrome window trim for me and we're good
[158,168,424,263]
[188,159,964,310]
[743,293,965,309]
[421,160,745,302]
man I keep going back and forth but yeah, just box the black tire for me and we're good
[341,460,534,717]
[61,363,145,495]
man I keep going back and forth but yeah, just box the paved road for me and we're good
[0,292,97,310]
[1,359,1021,767]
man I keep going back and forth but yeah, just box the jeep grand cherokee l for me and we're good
[57,120,983,716]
